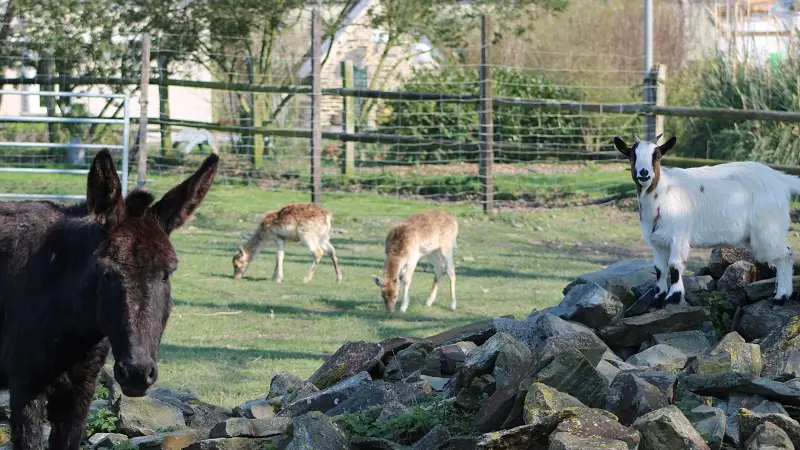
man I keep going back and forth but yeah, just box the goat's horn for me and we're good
[633,134,642,143]
[654,133,663,143]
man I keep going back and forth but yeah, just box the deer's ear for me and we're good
[372,275,383,287]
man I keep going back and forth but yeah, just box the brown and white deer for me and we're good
[372,210,458,312]
[233,203,342,283]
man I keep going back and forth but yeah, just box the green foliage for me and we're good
[690,291,735,337]
[86,408,118,435]
[668,40,800,164]
[334,399,475,445]
[93,383,110,401]
[378,65,587,162]
[155,425,181,433]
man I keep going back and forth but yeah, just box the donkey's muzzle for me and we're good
[115,357,158,397]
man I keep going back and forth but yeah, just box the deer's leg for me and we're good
[425,252,443,307]
[442,250,457,311]
[400,255,420,313]
[10,380,46,450]
[322,239,342,283]
[47,341,108,450]
[273,239,286,283]
[302,236,323,283]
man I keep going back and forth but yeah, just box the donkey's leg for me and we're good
[10,382,46,450]
[273,239,286,282]
[651,244,670,306]
[302,236,323,283]
[47,342,108,450]
[425,252,444,307]
[321,239,342,283]
[665,239,690,305]
[399,255,420,313]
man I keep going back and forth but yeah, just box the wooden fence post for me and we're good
[43,55,56,144]
[247,57,264,169]
[655,64,666,141]
[310,9,322,204]
[157,54,171,156]
[479,14,494,214]
[643,66,657,141]
[136,34,150,190]
[341,60,355,177]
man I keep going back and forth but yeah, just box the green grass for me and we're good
[2,166,800,407]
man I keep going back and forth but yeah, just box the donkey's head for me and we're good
[87,150,218,397]
[614,134,676,193]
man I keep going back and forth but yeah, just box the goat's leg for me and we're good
[273,239,286,283]
[321,239,342,283]
[47,341,108,450]
[651,244,670,306]
[10,381,46,450]
[665,240,690,305]
[400,256,420,313]
[425,252,444,307]
[753,230,794,306]
[443,250,457,311]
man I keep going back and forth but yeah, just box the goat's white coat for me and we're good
[633,139,800,302]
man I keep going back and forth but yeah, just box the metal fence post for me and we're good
[643,0,655,141]
[121,96,130,196]
[136,33,150,190]
[310,9,322,204]
[479,14,494,214]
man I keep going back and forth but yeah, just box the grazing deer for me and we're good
[233,203,342,283]
[372,210,458,312]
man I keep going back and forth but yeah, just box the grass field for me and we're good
[3,163,800,408]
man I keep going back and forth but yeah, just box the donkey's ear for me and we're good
[613,137,631,158]
[372,275,383,287]
[151,153,219,235]
[658,136,677,156]
[87,150,124,229]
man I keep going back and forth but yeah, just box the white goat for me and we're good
[232,203,342,283]
[614,134,800,306]
[372,210,458,313]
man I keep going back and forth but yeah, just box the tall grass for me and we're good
[667,34,800,164]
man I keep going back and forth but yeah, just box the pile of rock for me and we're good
[4,248,800,450]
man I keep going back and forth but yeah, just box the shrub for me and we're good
[377,65,588,162]
[86,408,118,435]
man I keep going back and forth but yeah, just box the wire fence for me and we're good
[0,1,798,212]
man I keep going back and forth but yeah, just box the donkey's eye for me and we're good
[162,270,170,282]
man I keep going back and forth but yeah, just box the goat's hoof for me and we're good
[654,291,667,308]
[772,295,789,307]
[664,292,683,306]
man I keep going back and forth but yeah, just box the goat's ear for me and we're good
[151,153,219,235]
[87,150,125,229]
[372,275,383,287]
[658,136,677,156]
[613,137,631,158]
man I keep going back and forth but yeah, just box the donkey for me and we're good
[0,150,218,449]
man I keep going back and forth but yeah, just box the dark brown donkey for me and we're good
[0,150,218,449]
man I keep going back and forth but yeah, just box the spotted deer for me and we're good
[233,203,342,283]
[372,210,458,312]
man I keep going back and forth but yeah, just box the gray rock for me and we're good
[420,375,450,392]
[711,331,746,354]
[456,332,531,392]
[374,401,409,425]
[624,287,659,318]
[474,370,528,432]
[209,417,292,438]
[597,359,623,384]
[129,429,204,450]
[717,260,758,297]
[598,305,709,348]
[491,315,545,350]
[281,411,348,450]
[532,348,609,408]
[280,380,320,408]
[633,405,711,450]
[563,259,655,307]
[548,432,628,450]
[88,433,129,449]
[687,344,763,376]
[760,317,800,381]
[380,337,429,364]
[738,408,800,448]
[308,341,384,389]
[723,395,789,448]
[787,379,800,391]
[233,398,274,420]
[455,374,496,411]
[349,436,411,450]
[744,422,794,450]
[624,370,677,403]
[325,380,400,417]
[708,247,752,279]
[430,342,477,376]
[186,438,279,450]
[606,372,669,426]
[686,405,726,450]
[279,372,372,417]
[187,402,234,435]
[737,300,800,341]
[385,342,434,381]
[535,332,610,369]
[523,382,587,426]
[555,411,641,450]
[744,276,800,304]
[685,276,716,293]
[268,372,303,401]
[413,424,451,450]
[116,394,186,437]
[679,373,800,406]
[473,424,553,449]
[652,330,713,357]
[549,282,623,329]
[626,344,688,372]
[425,318,500,347]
